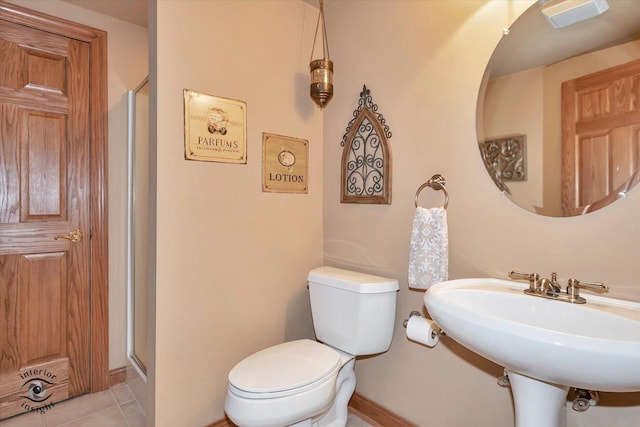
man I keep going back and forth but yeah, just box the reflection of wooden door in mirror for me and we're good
[562,58,640,216]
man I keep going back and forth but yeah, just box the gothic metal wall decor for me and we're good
[340,85,392,204]
[479,134,527,194]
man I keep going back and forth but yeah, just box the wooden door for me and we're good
[561,58,640,216]
[0,3,108,419]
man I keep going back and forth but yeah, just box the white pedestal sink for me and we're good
[423,278,640,427]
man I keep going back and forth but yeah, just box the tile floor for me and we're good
[345,413,375,427]
[2,366,372,427]
[2,366,146,427]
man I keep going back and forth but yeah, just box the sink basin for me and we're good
[424,278,640,427]
[424,278,640,392]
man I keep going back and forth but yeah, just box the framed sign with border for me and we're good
[183,89,247,163]
[262,133,308,194]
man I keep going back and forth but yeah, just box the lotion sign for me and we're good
[262,133,308,194]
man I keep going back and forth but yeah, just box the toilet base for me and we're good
[287,353,356,427]
[313,357,356,427]
[225,349,356,427]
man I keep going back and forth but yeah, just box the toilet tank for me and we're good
[308,266,399,356]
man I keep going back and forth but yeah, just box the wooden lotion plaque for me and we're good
[262,133,308,194]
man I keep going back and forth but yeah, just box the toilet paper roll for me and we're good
[406,316,440,347]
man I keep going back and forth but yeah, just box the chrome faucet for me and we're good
[566,278,609,304]
[508,271,608,304]
[539,272,561,295]
[509,271,539,293]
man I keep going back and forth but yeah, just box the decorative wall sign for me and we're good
[183,89,246,163]
[479,134,527,188]
[340,85,392,204]
[262,133,308,194]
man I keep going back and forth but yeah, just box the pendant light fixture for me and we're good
[309,0,333,108]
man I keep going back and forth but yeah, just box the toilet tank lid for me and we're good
[308,266,399,293]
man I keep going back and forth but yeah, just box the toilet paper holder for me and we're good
[403,311,445,337]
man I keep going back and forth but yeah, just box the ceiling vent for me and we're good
[540,0,609,29]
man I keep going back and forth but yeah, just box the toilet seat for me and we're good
[228,339,342,399]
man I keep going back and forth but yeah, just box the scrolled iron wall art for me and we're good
[340,85,392,204]
[479,134,527,195]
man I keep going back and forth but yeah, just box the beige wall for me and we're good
[152,1,322,425]
[322,1,640,426]
[11,1,640,426]
[8,0,148,371]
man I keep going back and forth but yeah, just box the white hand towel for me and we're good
[408,207,448,289]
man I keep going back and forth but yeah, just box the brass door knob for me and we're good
[54,229,84,243]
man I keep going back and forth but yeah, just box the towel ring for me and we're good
[414,174,449,209]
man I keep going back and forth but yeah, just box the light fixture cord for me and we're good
[310,0,330,61]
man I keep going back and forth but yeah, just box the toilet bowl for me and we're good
[224,267,399,427]
[225,339,355,427]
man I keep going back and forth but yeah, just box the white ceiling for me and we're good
[60,0,324,28]
[59,0,640,79]
[489,0,640,77]
[61,0,147,27]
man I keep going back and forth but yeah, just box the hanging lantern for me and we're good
[309,0,333,108]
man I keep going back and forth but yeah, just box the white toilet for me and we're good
[224,266,399,427]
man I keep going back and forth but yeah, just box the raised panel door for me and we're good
[0,17,91,419]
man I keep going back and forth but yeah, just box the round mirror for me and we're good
[477,0,640,216]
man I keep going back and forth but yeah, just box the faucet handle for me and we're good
[566,278,609,303]
[509,271,540,291]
